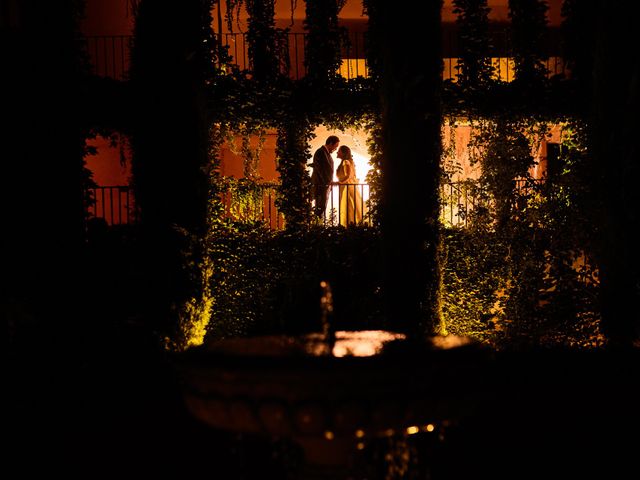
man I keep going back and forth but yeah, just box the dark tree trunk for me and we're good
[2,0,86,347]
[453,0,493,89]
[375,0,443,339]
[275,113,312,229]
[508,0,549,85]
[129,0,211,338]
[304,0,343,86]
[591,1,640,346]
[246,0,278,83]
[561,0,598,109]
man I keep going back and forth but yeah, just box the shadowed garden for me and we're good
[4,0,640,478]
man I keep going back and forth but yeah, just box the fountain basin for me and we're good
[178,331,492,440]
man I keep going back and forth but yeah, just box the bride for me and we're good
[336,145,364,226]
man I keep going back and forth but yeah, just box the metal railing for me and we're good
[219,182,372,228]
[440,178,546,228]
[86,186,135,225]
[442,56,567,83]
[441,180,477,228]
[84,35,133,80]
[221,182,285,230]
[321,183,371,226]
[85,179,547,230]
[82,32,567,82]
[218,31,369,80]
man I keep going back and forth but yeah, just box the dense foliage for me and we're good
[205,224,385,339]
[117,0,622,349]
[440,117,601,348]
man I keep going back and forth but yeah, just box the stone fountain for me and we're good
[178,282,492,477]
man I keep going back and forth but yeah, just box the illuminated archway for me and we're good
[308,125,371,224]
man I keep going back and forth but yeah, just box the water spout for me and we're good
[319,281,335,353]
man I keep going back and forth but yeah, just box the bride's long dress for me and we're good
[337,159,364,226]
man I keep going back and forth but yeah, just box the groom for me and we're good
[310,135,340,219]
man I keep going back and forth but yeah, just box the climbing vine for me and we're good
[275,113,313,229]
[245,0,291,82]
[224,126,267,180]
[508,0,549,86]
[452,0,494,90]
[143,0,605,349]
[303,0,346,87]
[440,112,601,348]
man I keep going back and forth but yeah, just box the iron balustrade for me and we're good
[86,186,135,225]
[441,180,476,228]
[441,178,547,228]
[83,35,133,80]
[441,56,567,83]
[221,182,284,230]
[85,180,548,229]
[322,183,371,227]
[81,33,567,82]
[220,182,372,228]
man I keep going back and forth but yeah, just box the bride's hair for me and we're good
[338,145,352,160]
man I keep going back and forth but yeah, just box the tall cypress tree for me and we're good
[2,0,88,347]
[246,0,278,82]
[129,0,213,343]
[453,0,493,90]
[304,0,343,87]
[591,0,640,346]
[374,0,444,338]
[509,0,549,86]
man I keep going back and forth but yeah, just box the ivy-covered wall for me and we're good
[116,0,636,349]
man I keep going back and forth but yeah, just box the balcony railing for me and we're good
[218,31,369,80]
[84,35,133,80]
[321,183,372,227]
[219,182,372,228]
[86,186,135,225]
[441,178,546,228]
[86,180,546,230]
[221,182,285,230]
[83,32,567,82]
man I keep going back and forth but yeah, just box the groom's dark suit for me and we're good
[311,145,334,217]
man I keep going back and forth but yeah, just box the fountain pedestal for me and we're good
[178,331,490,477]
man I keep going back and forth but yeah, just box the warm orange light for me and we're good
[304,331,406,357]
[406,426,420,435]
[324,430,334,440]
[338,59,368,79]
[309,126,372,183]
